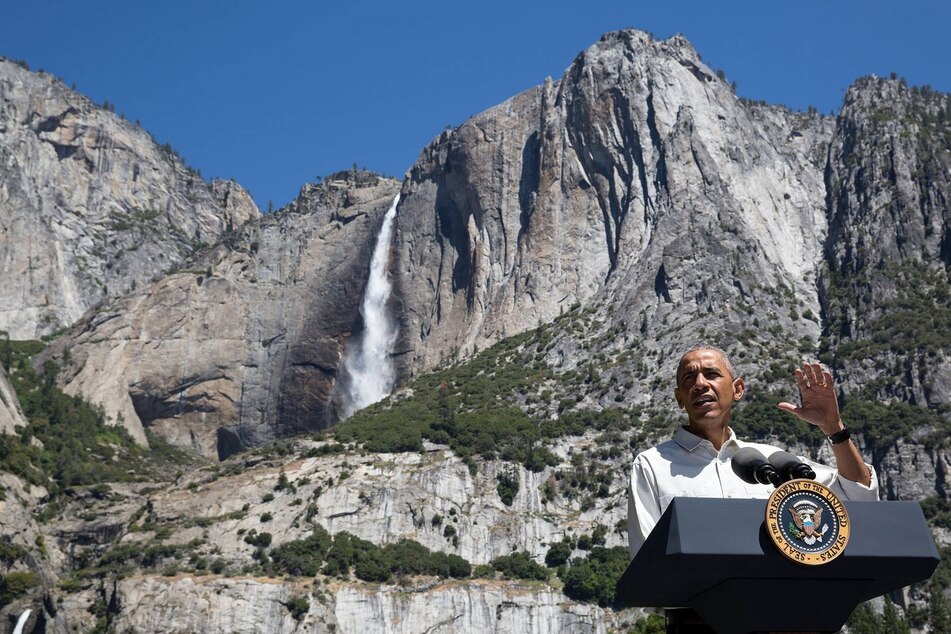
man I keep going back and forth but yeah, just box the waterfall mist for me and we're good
[342,194,400,416]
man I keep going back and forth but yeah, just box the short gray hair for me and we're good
[678,344,737,380]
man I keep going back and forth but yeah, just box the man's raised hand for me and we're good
[777,363,844,436]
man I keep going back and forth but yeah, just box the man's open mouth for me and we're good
[693,395,716,406]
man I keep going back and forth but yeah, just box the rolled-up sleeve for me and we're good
[805,457,879,501]
[628,455,662,559]
[830,462,879,501]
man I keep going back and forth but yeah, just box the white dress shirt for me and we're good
[627,426,879,558]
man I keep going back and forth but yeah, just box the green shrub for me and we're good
[354,548,390,582]
[269,526,332,576]
[631,614,666,634]
[920,497,951,529]
[275,472,294,492]
[269,529,473,584]
[0,540,27,566]
[90,539,200,577]
[590,525,607,547]
[489,551,548,581]
[496,471,519,506]
[244,532,273,548]
[0,571,40,607]
[285,595,309,621]
[841,399,949,458]
[558,546,629,607]
[544,539,572,568]
[442,553,472,578]
[58,577,84,594]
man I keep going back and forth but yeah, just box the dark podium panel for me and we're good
[616,498,939,633]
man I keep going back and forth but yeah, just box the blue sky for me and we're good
[3,1,949,210]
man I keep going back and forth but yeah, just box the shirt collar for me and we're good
[673,426,740,454]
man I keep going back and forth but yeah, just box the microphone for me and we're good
[767,451,816,482]
[731,447,782,487]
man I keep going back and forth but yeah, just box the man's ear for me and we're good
[674,387,685,409]
[732,378,746,402]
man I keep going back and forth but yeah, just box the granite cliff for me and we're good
[822,77,951,407]
[0,368,25,435]
[0,58,259,341]
[395,31,832,384]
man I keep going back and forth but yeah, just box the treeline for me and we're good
[251,524,631,608]
[266,526,470,582]
[486,540,629,607]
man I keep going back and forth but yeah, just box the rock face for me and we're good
[43,172,400,454]
[55,574,617,634]
[0,366,26,434]
[135,445,622,566]
[0,472,62,632]
[821,77,951,406]
[29,438,632,634]
[110,576,327,634]
[331,582,614,634]
[395,30,832,382]
[0,58,259,340]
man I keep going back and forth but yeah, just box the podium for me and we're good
[615,498,939,633]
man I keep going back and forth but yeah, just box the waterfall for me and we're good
[14,610,31,634]
[343,194,400,415]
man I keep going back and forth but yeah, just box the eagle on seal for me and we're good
[789,506,824,538]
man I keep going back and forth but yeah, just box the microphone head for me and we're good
[731,447,769,485]
[767,450,817,481]
[767,450,800,473]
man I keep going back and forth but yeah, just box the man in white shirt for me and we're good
[627,345,878,559]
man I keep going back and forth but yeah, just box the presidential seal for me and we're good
[765,479,850,565]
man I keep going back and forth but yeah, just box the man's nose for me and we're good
[692,374,709,390]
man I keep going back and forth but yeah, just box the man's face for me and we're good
[674,349,745,429]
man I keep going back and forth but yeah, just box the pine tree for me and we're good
[881,597,910,634]
[930,581,951,633]
[846,603,881,634]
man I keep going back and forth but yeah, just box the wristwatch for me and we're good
[827,427,851,445]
